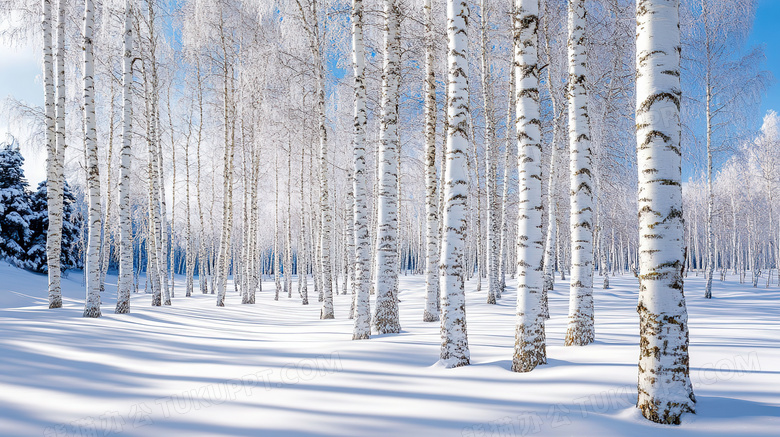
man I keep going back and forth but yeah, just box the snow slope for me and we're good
[0,261,778,436]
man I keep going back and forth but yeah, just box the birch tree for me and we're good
[439,0,470,368]
[512,0,546,373]
[422,0,439,322]
[351,0,371,339]
[564,0,595,347]
[635,0,696,424]
[116,0,134,314]
[481,0,499,305]
[83,0,103,318]
[43,0,63,309]
[373,0,401,334]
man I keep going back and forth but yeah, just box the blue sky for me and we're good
[1,1,778,185]
[746,0,780,123]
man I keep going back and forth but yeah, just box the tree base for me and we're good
[512,322,546,372]
[423,311,439,322]
[564,327,595,346]
[638,396,695,425]
[83,307,101,318]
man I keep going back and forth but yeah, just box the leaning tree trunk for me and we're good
[635,0,696,424]
[541,13,560,315]
[82,0,102,318]
[116,0,133,314]
[373,0,401,334]
[351,0,371,339]
[564,0,595,346]
[439,0,471,369]
[422,0,439,323]
[512,0,546,373]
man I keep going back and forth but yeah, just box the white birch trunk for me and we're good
[299,146,309,305]
[274,151,281,301]
[422,0,439,323]
[44,0,63,309]
[498,54,516,296]
[564,0,595,346]
[481,0,499,305]
[373,0,401,334]
[512,0,546,372]
[635,0,696,423]
[215,29,235,307]
[116,0,133,314]
[82,0,102,318]
[349,11,368,320]
[439,0,470,368]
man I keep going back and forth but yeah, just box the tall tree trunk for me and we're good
[373,0,401,334]
[299,146,309,305]
[481,0,500,305]
[215,16,235,307]
[286,150,295,299]
[422,0,439,323]
[512,0,546,372]
[541,9,560,315]
[195,60,208,295]
[498,48,516,296]
[100,83,116,293]
[294,0,335,319]
[168,87,177,299]
[564,0,595,346]
[439,0,471,368]
[350,0,369,335]
[82,0,102,318]
[635,0,696,424]
[116,0,133,314]
[44,0,63,309]
[274,151,281,300]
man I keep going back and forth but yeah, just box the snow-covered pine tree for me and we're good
[439,0,470,369]
[635,0,696,424]
[512,0,546,373]
[0,143,33,269]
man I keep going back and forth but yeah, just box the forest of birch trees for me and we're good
[0,0,774,425]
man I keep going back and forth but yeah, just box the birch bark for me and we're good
[512,0,546,372]
[439,0,471,368]
[635,0,696,423]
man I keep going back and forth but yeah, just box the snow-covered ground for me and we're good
[0,261,778,436]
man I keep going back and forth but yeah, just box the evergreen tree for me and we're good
[0,142,33,269]
[27,180,79,273]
